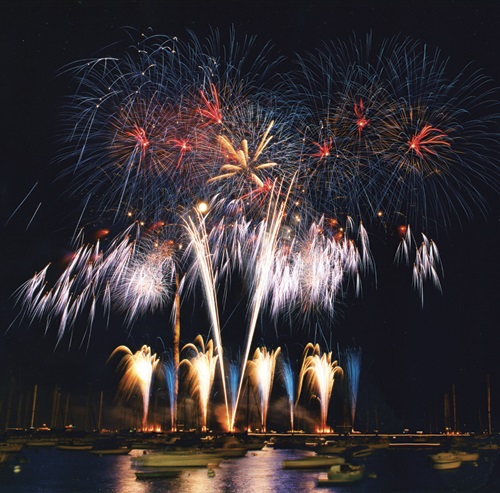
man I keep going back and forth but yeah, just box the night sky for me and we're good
[1,1,499,433]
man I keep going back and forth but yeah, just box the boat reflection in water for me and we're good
[2,437,500,493]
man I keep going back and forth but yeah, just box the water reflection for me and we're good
[2,445,499,493]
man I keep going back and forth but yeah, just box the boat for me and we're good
[477,443,500,451]
[133,451,223,468]
[282,455,345,469]
[352,447,374,458]
[314,441,347,455]
[56,441,93,451]
[317,463,365,485]
[0,442,23,453]
[429,452,462,470]
[209,446,247,458]
[451,450,480,462]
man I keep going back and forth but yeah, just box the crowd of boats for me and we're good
[1,431,499,485]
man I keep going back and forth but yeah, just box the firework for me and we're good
[278,351,296,432]
[181,335,218,432]
[11,30,500,434]
[109,344,159,431]
[161,350,178,432]
[291,34,500,232]
[247,346,281,433]
[297,343,343,433]
[344,347,362,431]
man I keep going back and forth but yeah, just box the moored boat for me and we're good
[57,443,93,451]
[282,454,345,469]
[133,451,223,468]
[0,442,23,453]
[317,463,365,485]
[429,452,462,470]
[451,450,480,462]
[314,441,347,455]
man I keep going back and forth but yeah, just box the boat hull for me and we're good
[134,453,223,468]
[317,464,365,485]
[282,455,345,469]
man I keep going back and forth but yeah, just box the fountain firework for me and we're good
[161,350,177,432]
[279,351,296,432]
[344,347,362,431]
[297,343,343,433]
[109,344,159,431]
[181,335,218,432]
[247,346,281,432]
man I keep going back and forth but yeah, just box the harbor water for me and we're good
[1,444,500,493]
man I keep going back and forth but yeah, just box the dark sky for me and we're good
[1,1,499,433]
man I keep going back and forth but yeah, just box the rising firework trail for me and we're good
[230,182,292,431]
[182,209,231,430]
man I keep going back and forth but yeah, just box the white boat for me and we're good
[317,463,365,485]
[0,442,23,453]
[315,441,347,455]
[477,443,500,451]
[133,451,223,468]
[57,444,93,451]
[429,452,462,470]
[352,447,374,458]
[282,455,345,469]
[451,450,480,462]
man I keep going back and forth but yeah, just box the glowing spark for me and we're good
[354,99,369,135]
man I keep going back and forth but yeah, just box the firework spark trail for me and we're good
[14,226,138,343]
[181,335,218,432]
[112,233,178,324]
[279,352,296,432]
[345,347,362,430]
[412,234,443,307]
[162,352,177,432]
[109,344,159,431]
[230,183,291,431]
[228,360,240,426]
[182,210,231,430]
[395,226,442,306]
[248,346,281,433]
[265,217,373,323]
[297,343,343,433]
